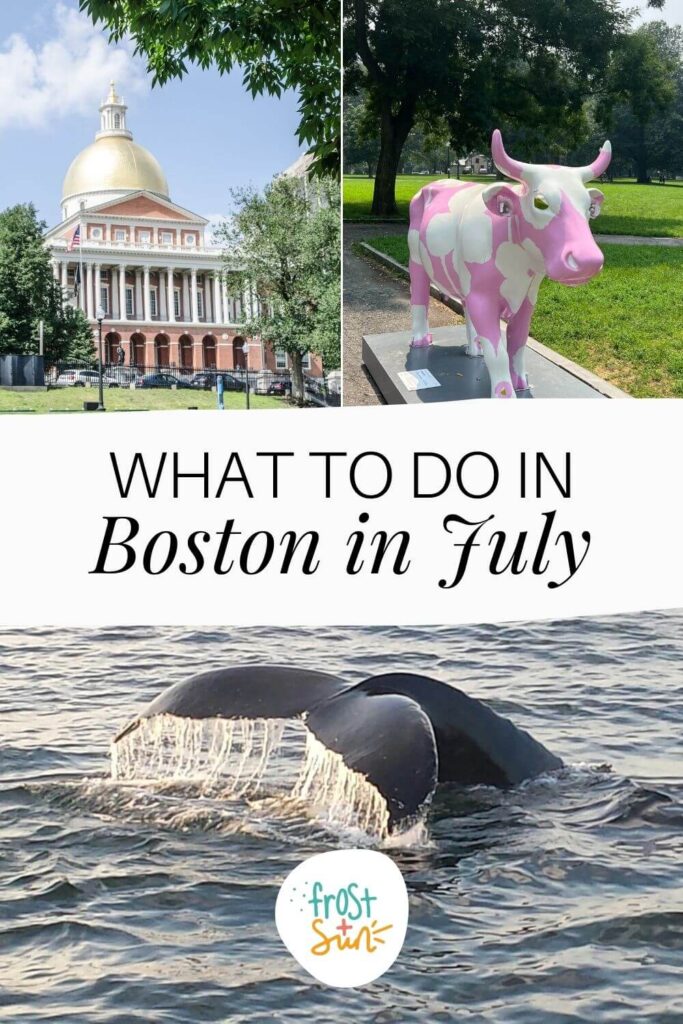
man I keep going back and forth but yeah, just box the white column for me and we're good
[221,277,229,323]
[200,274,208,322]
[86,262,94,319]
[191,267,199,323]
[167,268,175,323]
[182,272,190,321]
[51,260,60,282]
[213,274,222,325]
[78,266,86,313]
[135,269,143,320]
[143,267,151,322]
[159,273,167,321]
[112,268,119,320]
[94,264,102,315]
[60,261,68,291]
[119,264,127,321]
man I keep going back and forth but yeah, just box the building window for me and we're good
[114,229,126,242]
[150,289,158,318]
[197,292,204,319]
[302,352,311,370]
[161,231,174,245]
[91,227,102,240]
[139,231,151,244]
[100,286,109,314]
[186,234,196,247]
[126,286,134,318]
[114,113,121,129]
[275,351,287,370]
[174,289,181,318]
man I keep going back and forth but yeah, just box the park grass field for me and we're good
[344,175,683,237]
[0,386,287,414]
[363,234,683,397]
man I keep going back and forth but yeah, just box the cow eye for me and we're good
[534,195,550,211]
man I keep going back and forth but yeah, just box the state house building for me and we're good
[45,83,322,376]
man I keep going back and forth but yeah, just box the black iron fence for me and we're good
[46,362,341,406]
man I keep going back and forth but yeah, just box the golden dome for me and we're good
[62,135,169,202]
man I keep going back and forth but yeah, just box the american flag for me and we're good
[67,225,81,251]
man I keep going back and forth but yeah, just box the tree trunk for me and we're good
[636,122,649,184]
[291,350,305,408]
[371,101,415,216]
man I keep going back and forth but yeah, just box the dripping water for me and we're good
[109,713,400,839]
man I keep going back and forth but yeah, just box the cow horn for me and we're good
[577,141,612,182]
[491,129,529,182]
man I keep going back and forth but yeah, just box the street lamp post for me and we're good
[242,341,250,410]
[96,306,106,411]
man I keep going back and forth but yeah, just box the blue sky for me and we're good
[0,0,304,229]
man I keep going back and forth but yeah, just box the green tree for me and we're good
[344,93,380,176]
[346,0,648,215]
[218,177,340,406]
[598,22,678,182]
[0,204,95,363]
[79,0,340,177]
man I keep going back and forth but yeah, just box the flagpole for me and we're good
[79,204,84,315]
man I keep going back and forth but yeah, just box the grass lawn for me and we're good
[344,175,683,237]
[364,234,683,397]
[0,386,288,414]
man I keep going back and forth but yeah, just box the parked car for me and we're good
[104,366,142,386]
[326,370,342,396]
[266,376,292,397]
[55,369,102,387]
[137,372,191,389]
[253,374,272,395]
[189,371,245,392]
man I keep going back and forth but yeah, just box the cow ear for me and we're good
[587,188,605,219]
[482,184,519,218]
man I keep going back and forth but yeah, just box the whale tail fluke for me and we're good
[112,665,562,834]
[305,687,439,828]
[115,665,351,742]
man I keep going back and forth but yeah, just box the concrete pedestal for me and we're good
[362,325,607,403]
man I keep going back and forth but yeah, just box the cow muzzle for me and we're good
[559,244,604,285]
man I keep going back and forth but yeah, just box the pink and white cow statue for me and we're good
[408,130,612,398]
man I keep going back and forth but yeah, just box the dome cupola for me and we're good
[97,81,132,140]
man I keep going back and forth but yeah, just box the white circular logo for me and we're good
[275,849,409,988]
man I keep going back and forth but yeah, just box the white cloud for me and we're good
[204,213,230,245]
[0,3,146,132]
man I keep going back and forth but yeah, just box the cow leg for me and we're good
[464,308,483,357]
[506,297,535,391]
[467,298,515,399]
[408,209,432,347]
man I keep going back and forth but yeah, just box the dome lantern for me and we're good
[97,80,132,140]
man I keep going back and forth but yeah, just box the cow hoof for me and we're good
[411,333,432,348]
[493,381,516,399]
[466,345,483,358]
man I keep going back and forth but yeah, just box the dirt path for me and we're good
[343,223,464,406]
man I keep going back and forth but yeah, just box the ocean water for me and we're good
[1,616,682,1023]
